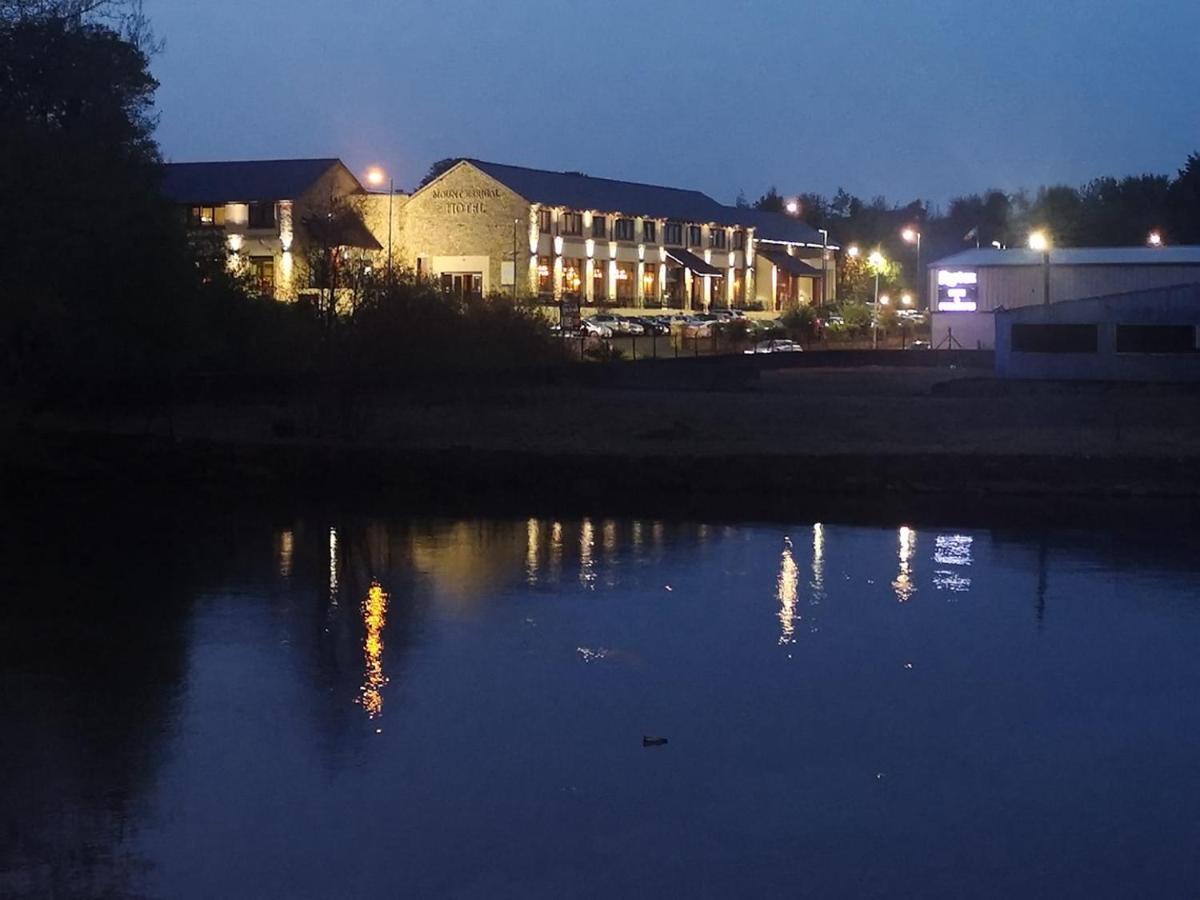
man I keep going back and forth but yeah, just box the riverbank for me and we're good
[5,366,1200,519]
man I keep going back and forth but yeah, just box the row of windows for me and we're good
[187,201,278,230]
[537,208,744,249]
[1011,323,1200,354]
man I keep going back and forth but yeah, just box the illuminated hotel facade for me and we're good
[162,156,839,314]
[382,159,839,313]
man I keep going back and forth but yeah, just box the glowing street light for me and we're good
[868,250,886,270]
[879,294,891,306]
[847,244,860,258]
[366,166,394,278]
[1148,230,1164,247]
[901,227,922,309]
[1028,230,1052,305]
[901,293,913,306]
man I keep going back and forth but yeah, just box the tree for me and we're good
[418,157,461,190]
[753,186,786,213]
[0,8,192,388]
[1168,152,1200,243]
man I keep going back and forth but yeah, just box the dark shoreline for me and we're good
[6,428,1199,530]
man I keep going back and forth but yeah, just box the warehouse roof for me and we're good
[931,247,1200,269]
[161,158,351,204]
[455,159,833,247]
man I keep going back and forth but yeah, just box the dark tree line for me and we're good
[750,154,1200,296]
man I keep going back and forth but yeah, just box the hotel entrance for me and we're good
[440,272,483,298]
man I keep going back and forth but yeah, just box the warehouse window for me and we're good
[664,222,683,246]
[561,212,583,236]
[1115,324,1199,354]
[642,220,657,243]
[1011,324,1098,353]
[592,215,608,239]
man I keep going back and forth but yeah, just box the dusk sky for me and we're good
[149,0,1200,207]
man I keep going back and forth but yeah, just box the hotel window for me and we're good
[615,262,635,302]
[642,220,657,243]
[538,209,553,233]
[732,230,746,250]
[188,205,225,228]
[615,218,635,241]
[250,257,275,296]
[688,225,702,246]
[709,229,727,249]
[592,260,608,301]
[247,201,276,230]
[561,212,583,236]
[592,215,608,239]
[563,258,585,295]
[642,265,659,306]
[664,222,683,246]
[537,256,553,295]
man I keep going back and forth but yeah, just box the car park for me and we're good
[744,339,803,354]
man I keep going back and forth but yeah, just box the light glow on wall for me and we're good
[585,238,595,258]
[554,235,564,256]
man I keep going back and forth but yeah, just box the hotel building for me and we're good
[162,156,839,315]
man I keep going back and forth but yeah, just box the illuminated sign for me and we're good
[937,269,978,312]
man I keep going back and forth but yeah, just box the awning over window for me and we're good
[757,246,824,278]
[666,247,723,276]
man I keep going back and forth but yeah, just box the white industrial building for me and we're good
[926,247,1200,350]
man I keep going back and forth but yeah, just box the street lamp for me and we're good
[366,166,394,279]
[901,227,922,309]
[868,249,886,350]
[1148,230,1164,247]
[818,227,829,308]
[1028,230,1051,305]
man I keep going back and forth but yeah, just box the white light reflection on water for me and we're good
[777,536,799,645]
[810,523,826,603]
[579,519,595,588]
[934,534,973,594]
[893,526,917,603]
[328,527,340,608]
[525,518,540,584]
[278,529,294,578]
[550,522,563,579]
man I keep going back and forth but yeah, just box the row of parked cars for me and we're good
[555,309,771,339]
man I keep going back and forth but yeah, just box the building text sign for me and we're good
[937,270,978,312]
[431,187,502,216]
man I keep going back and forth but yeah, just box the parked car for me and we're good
[745,339,803,354]
[629,316,669,335]
[908,340,931,350]
[588,313,631,334]
[579,319,614,338]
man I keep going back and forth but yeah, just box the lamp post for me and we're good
[1028,230,1050,306]
[818,227,829,308]
[868,249,886,350]
[366,166,393,279]
[902,227,922,309]
[1148,230,1163,247]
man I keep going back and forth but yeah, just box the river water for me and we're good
[3,506,1200,898]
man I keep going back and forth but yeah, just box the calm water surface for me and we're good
[3,505,1200,898]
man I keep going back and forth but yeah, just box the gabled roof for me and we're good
[931,247,1200,269]
[458,159,834,247]
[161,158,349,204]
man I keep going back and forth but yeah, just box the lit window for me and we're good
[616,263,635,302]
[563,258,584,294]
[537,255,553,294]
[561,212,583,236]
[188,205,225,228]
[250,256,275,296]
[592,259,608,300]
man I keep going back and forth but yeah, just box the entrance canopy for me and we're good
[757,246,823,278]
[666,247,723,277]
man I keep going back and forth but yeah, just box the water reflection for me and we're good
[810,522,826,603]
[777,536,799,645]
[579,518,596,588]
[278,529,294,578]
[329,527,340,607]
[359,581,390,720]
[933,534,973,594]
[525,518,539,584]
[893,525,917,603]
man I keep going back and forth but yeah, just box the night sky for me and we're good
[148,0,1200,206]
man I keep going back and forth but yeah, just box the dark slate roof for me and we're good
[729,208,833,248]
[467,159,728,224]
[666,247,724,276]
[161,158,346,204]
[757,246,826,277]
